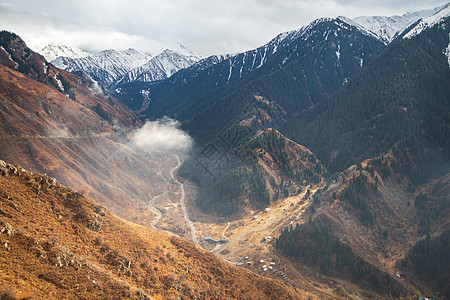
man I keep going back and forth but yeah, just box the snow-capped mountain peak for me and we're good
[44,39,202,86]
[49,48,153,84]
[41,43,91,62]
[403,3,450,39]
[351,3,449,44]
[351,15,414,44]
[94,48,152,71]
[114,47,200,85]
[174,43,203,61]
[403,3,449,21]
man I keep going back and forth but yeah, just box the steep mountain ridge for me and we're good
[299,151,450,297]
[282,16,450,174]
[133,17,385,138]
[112,4,447,118]
[171,12,449,298]
[180,126,325,216]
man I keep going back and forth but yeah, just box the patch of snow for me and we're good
[445,34,450,68]
[54,74,64,92]
[339,16,383,41]
[193,54,235,72]
[352,15,414,43]
[227,58,234,84]
[403,3,449,21]
[336,44,341,60]
[251,52,257,70]
[272,44,278,53]
[139,89,152,113]
[240,53,246,78]
[257,46,268,69]
[140,89,150,97]
[1,46,18,69]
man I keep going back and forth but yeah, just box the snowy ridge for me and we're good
[352,3,449,44]
[350,15,413,43]
[287,17,335,41]
[338,16,381,41]
[210,4,449,87]
[94,49,152,76]
[188,20,319,86]
[174,43,203,62]
[162,15,384,94]
[48,44,202,86]
[140,28,294,88]
[41,43,90,62]
[116,49,199,84]
[403,3,450,39]
[51,48,152,84]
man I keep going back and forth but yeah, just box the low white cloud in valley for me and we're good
[130,117,193,154]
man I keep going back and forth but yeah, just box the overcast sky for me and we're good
[1,0,448,56]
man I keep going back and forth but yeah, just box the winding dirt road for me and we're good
[170,154,199,245]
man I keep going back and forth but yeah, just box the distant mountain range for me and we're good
[51,48,152,84]
[43,43,202,86]
[40,3,449,114]
[102,3,449,114]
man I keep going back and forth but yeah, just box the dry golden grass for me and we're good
[0,64,169,229]
[0,160,312,299]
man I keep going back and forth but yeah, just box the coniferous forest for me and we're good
[281,18,450,176]
[401,229,450,297]
[275,219,405,296]
[178,17,450,218]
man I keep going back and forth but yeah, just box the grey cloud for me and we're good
[1,0,448,56]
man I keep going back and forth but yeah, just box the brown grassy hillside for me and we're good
[0,31,136,128]
[0,159,311,299]
[0,63,164,226]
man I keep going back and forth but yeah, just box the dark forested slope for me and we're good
[282,18,450,175]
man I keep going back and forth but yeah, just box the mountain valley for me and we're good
[0,3,449,299]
